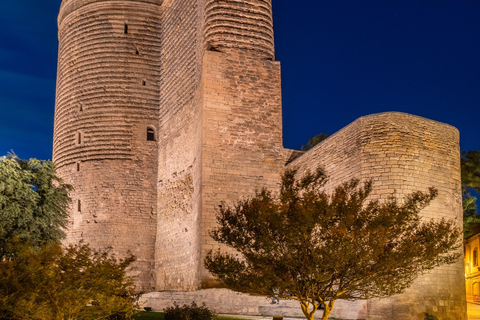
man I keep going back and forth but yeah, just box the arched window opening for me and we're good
[474,248,478,267]
[147,128,156,141]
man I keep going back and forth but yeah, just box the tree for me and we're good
[301,134,330,151]
[462,150,480,192]
[205,169,461,320]
[0,239,138,320]
[0,154,72,256]
[461,151,480,238]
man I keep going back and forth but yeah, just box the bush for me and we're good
[0,239,138,320]
[424,313,439,320]
[164,302,216,320]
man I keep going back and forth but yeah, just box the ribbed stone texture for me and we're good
[54,0,162,291]
[205,0,275,59]
[288,112,466,320]
[53,0,466,318]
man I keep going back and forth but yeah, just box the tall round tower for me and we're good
[53,0,162,290]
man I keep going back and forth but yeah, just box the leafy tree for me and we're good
[461,151,480,238]
[0,154,72,255]
[205,169,461,320]
[301,134,330,151]
[463,194,480,238]
[0,238,138,320]
[462,150,480,192]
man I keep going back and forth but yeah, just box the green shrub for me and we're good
[164,302,216,320]
[424,313,439,320]
[0,239,138,320]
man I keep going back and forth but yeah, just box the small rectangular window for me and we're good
[78,132,82,144]
[78,200,81,212]
[147,128,155,141]
[77,162,80,171]
[124,23,128,34]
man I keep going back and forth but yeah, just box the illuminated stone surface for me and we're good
[53,1,466,319]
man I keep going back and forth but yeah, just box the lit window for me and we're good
[474,248,478,267]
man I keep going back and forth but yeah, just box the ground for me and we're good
[469,302,480,320]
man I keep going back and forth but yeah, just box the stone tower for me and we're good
[53,0,466,318]
[54,0,162,290]
[54,0,283,292]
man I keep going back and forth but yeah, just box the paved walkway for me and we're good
[469,302,480,320]
[225,304,480,320]
[220,315,303,320]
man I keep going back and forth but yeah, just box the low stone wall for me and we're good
[140,289,367,319]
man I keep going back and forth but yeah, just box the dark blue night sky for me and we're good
[1,0,479,161]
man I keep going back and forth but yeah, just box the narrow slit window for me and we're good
[474,248,478,266]
[135,49,139,55]
[147,128,155,141]
[142,80,146,86]
[79,104,83,112]
[78,200,81,212]
[77,132,82,144]
[77,162,80,172]
[124,23,128,34]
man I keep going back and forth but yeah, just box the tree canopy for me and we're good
[301,133,330,151]
[461,151,480,238]
[462,150,480,192]
[0,154,72,255]
[0,239,137,320]
[205,169,461,320]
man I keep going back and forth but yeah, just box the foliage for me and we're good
[462,151,480,193]
[205,169,461,320]
[424,312,439,320]
[164,302,216,320]
[0,154,72,256]
[463,194,480,238]
[134,312,165,320]
[301,133,330,151]
[0,238,137,320]
[133,312,254,320]
[461,151,480,238]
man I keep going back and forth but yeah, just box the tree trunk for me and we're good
[320,300,335,320]
[300,300,317,320]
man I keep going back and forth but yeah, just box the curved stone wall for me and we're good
[287,112,466,320]
[54,0,161,166]
[53,0,162,291]
[204,0,274,59]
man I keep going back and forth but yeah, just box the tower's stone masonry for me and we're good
[200,49,284,285]
[53,0,466,318]
[54,0,162,290]
[287,112,466,320]
[154,0,203,292]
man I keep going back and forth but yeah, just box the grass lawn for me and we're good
[134,311,259,320]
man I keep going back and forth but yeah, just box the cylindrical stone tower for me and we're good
[53,0,162,291]
[204,0,275,59]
